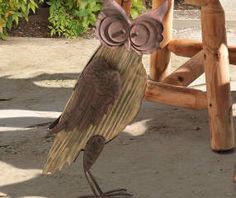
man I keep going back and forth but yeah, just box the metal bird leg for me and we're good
[78,135,133,198]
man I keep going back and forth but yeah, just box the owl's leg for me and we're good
[79,170,133,198]
[78,135,133,198]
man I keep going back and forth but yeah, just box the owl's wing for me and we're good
[43,45,146,174]
[96,0,131,47]
[50,58,122,134]
[129,0,169,54]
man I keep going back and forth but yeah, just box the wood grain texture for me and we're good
[185,0,208,6]
[49,58,122,134]
[43,45,147,174]
[167,39,202,58]
[150,0,174,81]
[230,47,236,65]
[145,80,207,110]
[163,50,204,86]
[201,0,235,151]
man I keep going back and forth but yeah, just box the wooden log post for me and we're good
[201,0,235,151]
[229,47,236,65]
[116,0,132,16]
[150,0,174,81]
[185,0,208,6]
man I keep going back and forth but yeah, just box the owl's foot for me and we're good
[103,188,133,197]
[78,188,133,198]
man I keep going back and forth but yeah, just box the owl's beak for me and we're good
[125,40,132,51]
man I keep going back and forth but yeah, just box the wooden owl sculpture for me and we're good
[43,0,168,197]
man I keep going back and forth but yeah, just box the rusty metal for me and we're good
[79,135,133,198]
[96,0,131,48]
[83,135,106,171]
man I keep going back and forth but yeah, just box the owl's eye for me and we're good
[129,0,168,54]
[96,1,130,47]
[98,16,130,47]
[130,17,164,54]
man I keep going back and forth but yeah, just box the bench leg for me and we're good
[201,0,235,151]
[150,0,174,81]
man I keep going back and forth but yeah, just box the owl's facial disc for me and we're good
[98,15,130,47]
[128,19,164,54]
[96,0,131,47]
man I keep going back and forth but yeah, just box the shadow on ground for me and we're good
[0,73,236,198]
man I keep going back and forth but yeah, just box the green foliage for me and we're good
[48,0,101,38]
[0,0,41,39]
[48,0,145,38]
[131,0,146,19]
[0,0,145,39]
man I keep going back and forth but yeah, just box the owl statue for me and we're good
[43,0,168,197]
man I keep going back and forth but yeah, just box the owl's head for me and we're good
[96,0,169,54]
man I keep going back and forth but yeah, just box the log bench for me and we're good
[117,0,235,152]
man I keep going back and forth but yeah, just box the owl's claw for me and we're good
[78,188,133,198]
[103,188,133,197]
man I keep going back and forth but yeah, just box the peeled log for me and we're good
[167,39,236,65]
[150,0,174,81]
[145,80,207,110]
[201,0,235,151]
[163,51,204,86]
[167,39,202,58]
[185,0,208,6]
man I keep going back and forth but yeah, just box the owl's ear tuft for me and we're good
[151,0,169,22]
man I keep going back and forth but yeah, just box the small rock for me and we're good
[154,171,159,175]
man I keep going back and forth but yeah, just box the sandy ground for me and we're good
[1,20,236,198]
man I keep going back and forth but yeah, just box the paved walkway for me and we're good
[0,6,236,198]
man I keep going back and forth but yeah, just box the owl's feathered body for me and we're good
[49,58,122,134]
[43,45,147,174]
